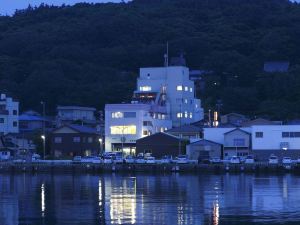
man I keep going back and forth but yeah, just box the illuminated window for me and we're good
[189,112,193,119]
[139,86,152,91]
[176,85,183,91]
[184,111,188,118]
[112,112,123,118]
[110,125,137,135]
[184,86,188,91]
[184,99,188,104]
[161,114,166,119]
[160,127,164,132]
[177,113,182,118]
[190,87,193,92]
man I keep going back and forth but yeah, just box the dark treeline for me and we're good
[1,0,300,119]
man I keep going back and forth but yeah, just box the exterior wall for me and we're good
[186,141,222,160]
[224,130,250,148]
[105,104,172,152]
[57,107,96,121]
[136,134,183,158]
[50,133,100,157]
[252,125,300,160]
[0,94,19,134]
[138,66,204,127]
[203,127,251,144]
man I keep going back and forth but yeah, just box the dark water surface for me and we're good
[0,173,299,225]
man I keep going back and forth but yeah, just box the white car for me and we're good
[103,155,113,164]
[230,156,241,164]
[161,155,172,164]
[92,157,102,164]
[113,156,123,164]
[210,157,221,164]
[124,155,135,164]
[245,155,255,164]
[282,157,292,164]
[145,156,156,164]
[73,156,82,163]
[176,155,188,164]
[32,153,41,161]
[269,155,279,164]
[135,156,146,164]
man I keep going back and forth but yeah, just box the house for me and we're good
[263,61,289,73]
[3,133,36,156]
[50,124,100,158]
[0,136,11,160]
[19,110,53,132]
[56,106,97,127]
[105,64,204,152]
[0,93,19,134]
[220,113,249,127]
[223,128,251,158]
[186,139,222,161]
[136,132,185,158]
[251,125,300,160]
[166,124,202,140]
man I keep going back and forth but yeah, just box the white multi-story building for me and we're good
[105,65,204,153]
[0,94,19,134]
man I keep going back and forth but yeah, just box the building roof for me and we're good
[53,124,97,134]
[166,124,202,133]
[241,118,282,127]
[224,128,251,135]
[188,139,222,146]
[137,132,179,142]
[19,114,51,122]
[57,106,96,111]
[263,61,290,73]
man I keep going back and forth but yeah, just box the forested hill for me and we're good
[1,0,300,119]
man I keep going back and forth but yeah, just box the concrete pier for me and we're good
[1,162,300,174]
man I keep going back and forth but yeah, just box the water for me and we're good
[0,173,300,225]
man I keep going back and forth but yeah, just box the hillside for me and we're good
[1,0,300,119]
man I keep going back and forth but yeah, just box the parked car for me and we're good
[161,155,172,164]
[124,155,135,164]
[135,155,146,164]
[245,155,255,164]
[92,157,102,164]
[13,158,26,163]
[210,157,221,164]
[81,156,95,163]
[145,156,156,164]
[73,156,82,163]
[103,155,113,164]
[282,157,292,164]
[32,153,41,161]
[269,155,279,164]
[176,155,188,164]
[230,156,241,164]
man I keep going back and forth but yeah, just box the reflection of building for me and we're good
[0,93,19,135]
[105,65,204,153]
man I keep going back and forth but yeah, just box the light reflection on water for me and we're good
[0,174,299,224]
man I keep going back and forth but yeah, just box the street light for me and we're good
[41,135,45,160]
[99,138,103,155]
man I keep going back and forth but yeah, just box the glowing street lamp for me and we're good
[99,138,103,155]
[41,135,46,160]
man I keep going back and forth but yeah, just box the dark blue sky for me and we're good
[0,0,122,15]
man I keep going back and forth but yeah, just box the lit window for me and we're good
[190,87,193,92]
[112,112,123,118]
[110,125,137,135]
[176,85,183,91]
[140,86,152,91]
[160,127,164,132]
[184,86,188,91]
[184,99,188,104]
[161,114,166,119]
[88,137,93,143]
[184,111,188,118]
[177,113,182,118]
[189,112,193,119]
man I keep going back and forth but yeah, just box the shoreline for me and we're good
[0,162,300,174]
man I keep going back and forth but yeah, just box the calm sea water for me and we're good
[0,173,299,225]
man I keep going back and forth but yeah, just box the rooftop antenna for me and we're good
[164,42,169,67]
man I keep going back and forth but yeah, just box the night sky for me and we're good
[0,0,123,15]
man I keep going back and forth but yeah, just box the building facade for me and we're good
[0,94,19,134]
[50,124,100,157]
[105,65,204,154]
[186,139,222,160]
